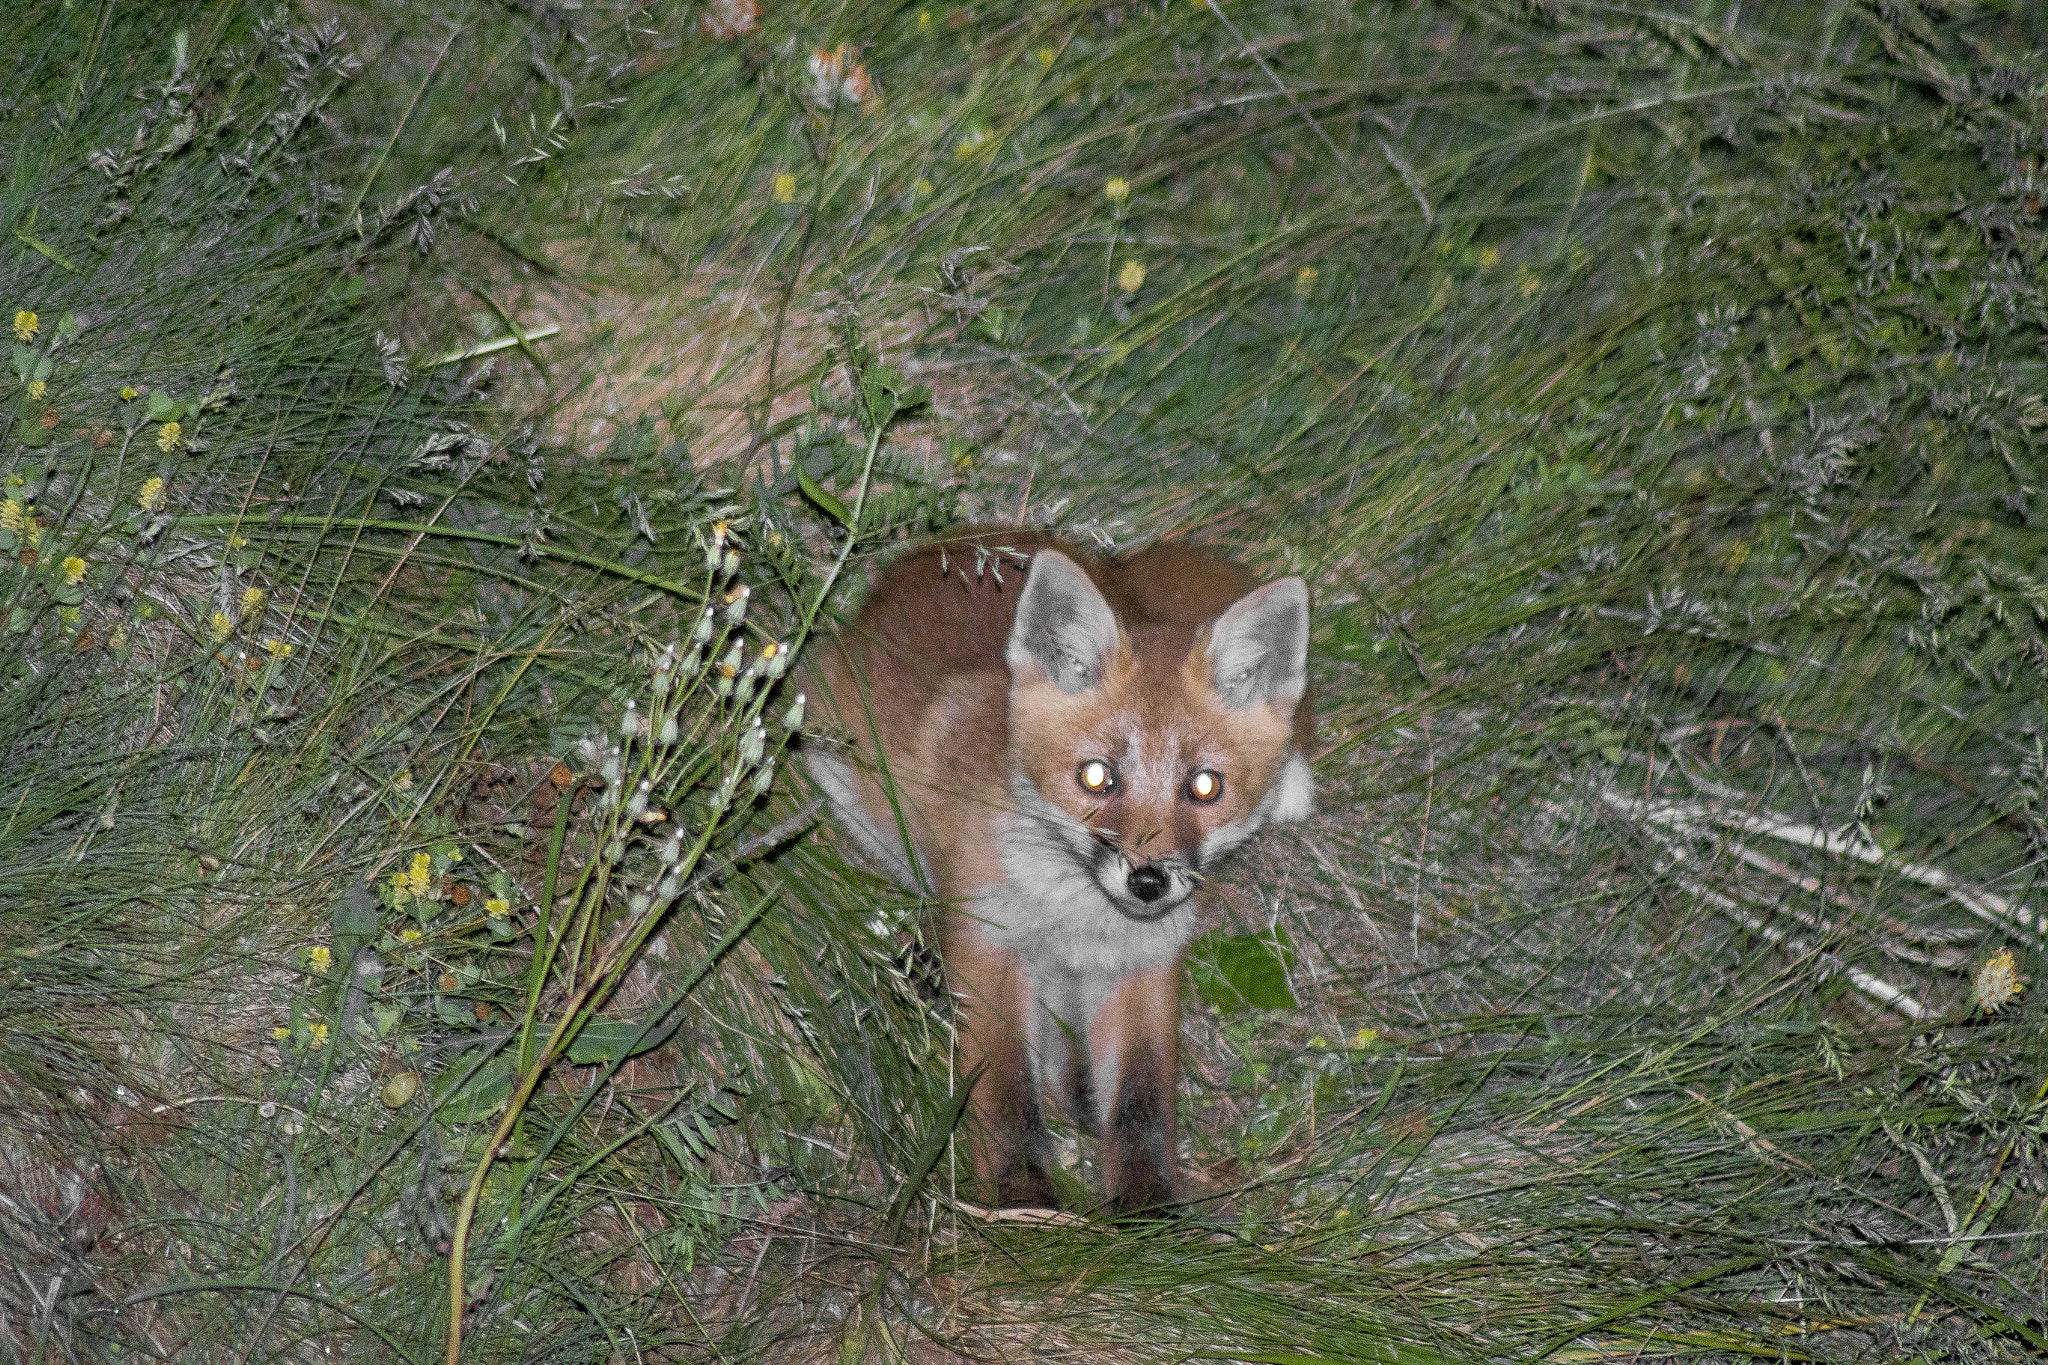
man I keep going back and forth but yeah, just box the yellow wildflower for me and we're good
[262,638,293,658]
[1519,269,1542,298]
[271,1026,291,1040]
[0,500,23,535]
[1478,246,1500,269]
[119,385,138,401]
[485,896,510,916]
[307,945,333,974]
[27,380,45,401]
[210,611,232,642]
[1117,259,1146,293]
[394,769,414,793]
[399,927,422,943]
[308,1022,329,1049]
[405,852,433,895]
[1295,265,1319,297]
[1974,948,2029,1013]
[772,172,796,204]
[157,420,181,454]
[1037,46,1057,68]
[914,177,933,196]
[62,555,87,585]
[12,311,36,342]
[227,533,247,549]
[239,586,265,619]
[1104,176,1130,205]
[1352,1027,1378,1048]
[137,476,165,511]
[954,128,990,160]
[917,9,931,29]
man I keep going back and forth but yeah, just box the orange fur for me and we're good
[804,527,1311,1212]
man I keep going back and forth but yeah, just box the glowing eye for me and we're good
[1077,759,1117,795]
[1186,769,1223,803]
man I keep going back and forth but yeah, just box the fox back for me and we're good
[804,528,1312,1211]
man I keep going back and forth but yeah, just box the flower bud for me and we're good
[660,830,684,865]
[781,693,806,730]
[693,608,716,644]
[624,779,650,821]
[629,892,651,916]
[605,837,626,863]
[656,871,681,901]
[722,548,740,577]
[750,758,777,796]
[657,714,679,745]
[765,641,792,679]
[739,722,766,767]
[723,584,750,625]
[621,702,640,740]
[600,751,623,787]
[679,645,702,675]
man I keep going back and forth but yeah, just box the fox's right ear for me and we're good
[1208,577,1309,709]
[1007,550,1119,693]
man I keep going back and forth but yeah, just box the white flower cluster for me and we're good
[576,520,811,921]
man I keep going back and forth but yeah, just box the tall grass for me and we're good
[4,0,2045,1361]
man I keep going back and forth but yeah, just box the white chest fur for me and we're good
[978,779,1197,978]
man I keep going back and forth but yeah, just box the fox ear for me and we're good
[1007,550,1119,693]
[1208,577,1308,708]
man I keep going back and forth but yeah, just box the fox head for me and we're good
[1004,550,1313,922]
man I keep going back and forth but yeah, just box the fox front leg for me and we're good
[947,929,1060,1209]
[1089,960,1181,1215]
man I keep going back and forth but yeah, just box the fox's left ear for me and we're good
[1208,578,1309,709]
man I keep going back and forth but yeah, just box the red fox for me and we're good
[804,529,1312,1213]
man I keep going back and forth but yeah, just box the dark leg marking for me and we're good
[1106,1050,1175,1215]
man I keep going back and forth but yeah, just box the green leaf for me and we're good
[566,1017,674,1065]
[433,1052,515,1123]
[50,582,83,606]
[858,365,901,429]
[1189,927,1299,1012]
[145,389,181,421]
[331,885,380,939]
[796,462,852,527]
[15,227,77,273]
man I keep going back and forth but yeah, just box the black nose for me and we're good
[1126,865,1168,903]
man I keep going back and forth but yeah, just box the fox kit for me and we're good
[805,529,1312,1213]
